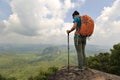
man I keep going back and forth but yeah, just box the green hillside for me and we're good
[0,43,117,80]
[0,51,77,80]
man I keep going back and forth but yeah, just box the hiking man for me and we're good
[66,11,87,70]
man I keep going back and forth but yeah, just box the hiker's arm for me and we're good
[67,22,77,34]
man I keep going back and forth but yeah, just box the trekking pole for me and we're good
[67,33,70,72]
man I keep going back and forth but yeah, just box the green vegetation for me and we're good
[87,43,120,75]
[0,74,17,80]
[28,66,58,80]
[0,43,120,80]
[0,51,77,80]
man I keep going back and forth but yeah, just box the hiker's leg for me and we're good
[78,42,84,69]
[74,38,80,67]
[82,38,86,67]
[74,37,84,69]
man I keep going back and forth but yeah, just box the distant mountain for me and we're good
[0,44,48,53]
[41,44,110,55]
[42,46,61,54]
[0,44,111,55]
[86,44,110,55]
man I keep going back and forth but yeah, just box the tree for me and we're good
[0,74,17,80]
[87,43,120,76]
[0,74,6,80]
[87,52,110,73]
[28,66,58,80]
[110,43,120,75]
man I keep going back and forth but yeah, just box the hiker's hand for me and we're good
[66,30,70,34]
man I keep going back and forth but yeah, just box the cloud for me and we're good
[2,0,120,46]
[0,0,84,44]
[0,20,5,33]
[3,0,77,36]
[90,0,120,46]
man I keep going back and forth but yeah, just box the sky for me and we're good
[0,0,120,47]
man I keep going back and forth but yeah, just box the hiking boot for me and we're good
[82,66,88,70]
[74,68,84,71]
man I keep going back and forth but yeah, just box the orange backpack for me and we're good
[78,15,94,37]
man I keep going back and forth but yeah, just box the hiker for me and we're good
[66,11,87,70]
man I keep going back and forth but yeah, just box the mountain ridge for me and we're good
[0,44,110,55]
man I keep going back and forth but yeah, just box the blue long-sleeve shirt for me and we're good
[73,16,81,28]
[73,16,81,38]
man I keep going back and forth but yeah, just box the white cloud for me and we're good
[0,0,84,44]
[89,0,120,46]
[0,0,120,45]
[0,20,5,33]
[2,0,120,46]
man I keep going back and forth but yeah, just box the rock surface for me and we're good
[48,66,120,80]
